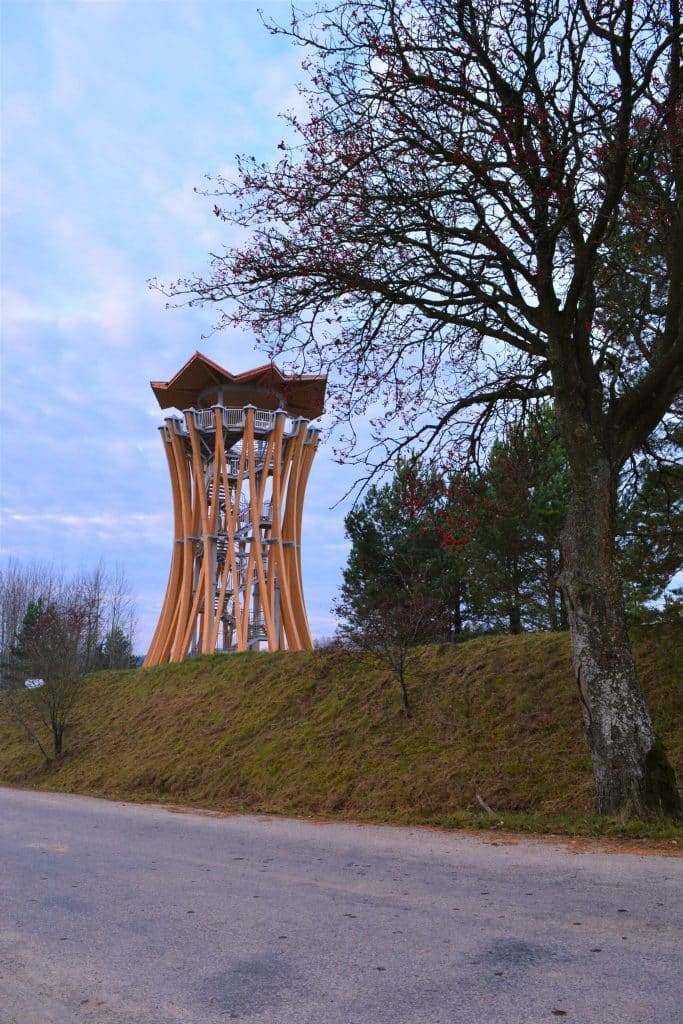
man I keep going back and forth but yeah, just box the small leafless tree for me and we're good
[75,562,137,670]
[78,563,106,674]
[336,590,448,716]
[100,562,137,670]
[3,585,89,761]
[0,560,138,760]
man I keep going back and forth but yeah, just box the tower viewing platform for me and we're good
[144,352,326,666]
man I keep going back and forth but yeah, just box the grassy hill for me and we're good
[1,624,681,837]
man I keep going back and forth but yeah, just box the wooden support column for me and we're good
[144,426,183,666]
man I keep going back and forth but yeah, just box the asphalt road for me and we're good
[1,788,681,1024]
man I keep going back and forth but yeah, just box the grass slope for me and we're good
[1,625,681,837]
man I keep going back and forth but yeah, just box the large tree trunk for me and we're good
[561,453,680,817]
[508,603,523,634]
[508,557,523,634]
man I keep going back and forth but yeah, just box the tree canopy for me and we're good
[167,0,682,475]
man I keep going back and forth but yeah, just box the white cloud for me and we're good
[2,508,170,546]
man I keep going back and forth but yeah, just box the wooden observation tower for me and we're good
[144,352,326,666]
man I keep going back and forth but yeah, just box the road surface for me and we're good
[1,787,681,1023]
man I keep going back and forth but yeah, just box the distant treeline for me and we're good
[0,560,138,685]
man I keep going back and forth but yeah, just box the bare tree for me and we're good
[101,562,137,669]
[77,563,106,673]
[1,560,137,677]
[3,582,89,761]
[336,589,447,716]
[0,560,138,760]
[161,0,682,816]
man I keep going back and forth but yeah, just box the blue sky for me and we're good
[1,0,357,651]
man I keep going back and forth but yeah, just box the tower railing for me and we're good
[187,406,297,435]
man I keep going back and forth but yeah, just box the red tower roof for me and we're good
[151,351,327,420]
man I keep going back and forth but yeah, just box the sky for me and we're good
[0,0,360,651]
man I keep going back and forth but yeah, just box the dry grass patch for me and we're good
[1,624,681,838]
